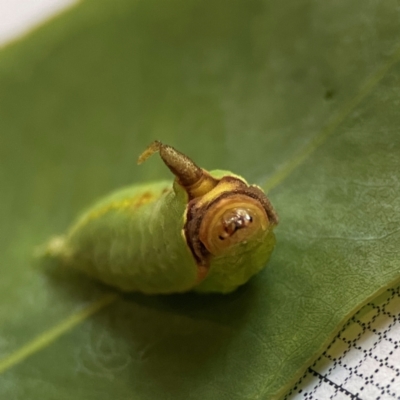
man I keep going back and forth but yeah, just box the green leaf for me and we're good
[1,0,400,399]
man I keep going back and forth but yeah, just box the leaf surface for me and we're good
[0,0,400,399]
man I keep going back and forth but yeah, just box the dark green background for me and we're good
[1,0,400,398]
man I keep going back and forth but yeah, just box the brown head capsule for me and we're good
[198,194,270,255]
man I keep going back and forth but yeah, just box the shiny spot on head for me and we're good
[218,208,253,240]
[199,195,269,255]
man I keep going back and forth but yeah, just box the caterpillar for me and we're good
[44,141,278,294]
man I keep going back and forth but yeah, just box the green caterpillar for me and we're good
[44,141,278,294]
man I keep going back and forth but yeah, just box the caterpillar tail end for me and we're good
[34,235,69,262]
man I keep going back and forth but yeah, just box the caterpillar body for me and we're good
[44,141,278,294]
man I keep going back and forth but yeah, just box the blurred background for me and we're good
[0,0,76,47]
[1,1,400,399]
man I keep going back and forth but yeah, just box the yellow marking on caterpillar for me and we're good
[133,191,155,208]
[77,191,158,230]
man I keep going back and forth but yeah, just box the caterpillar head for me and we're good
[138,141,279,288]
[199,194,269,255]
[184,176,278,267]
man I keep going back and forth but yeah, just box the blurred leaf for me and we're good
[1,0,400,399]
